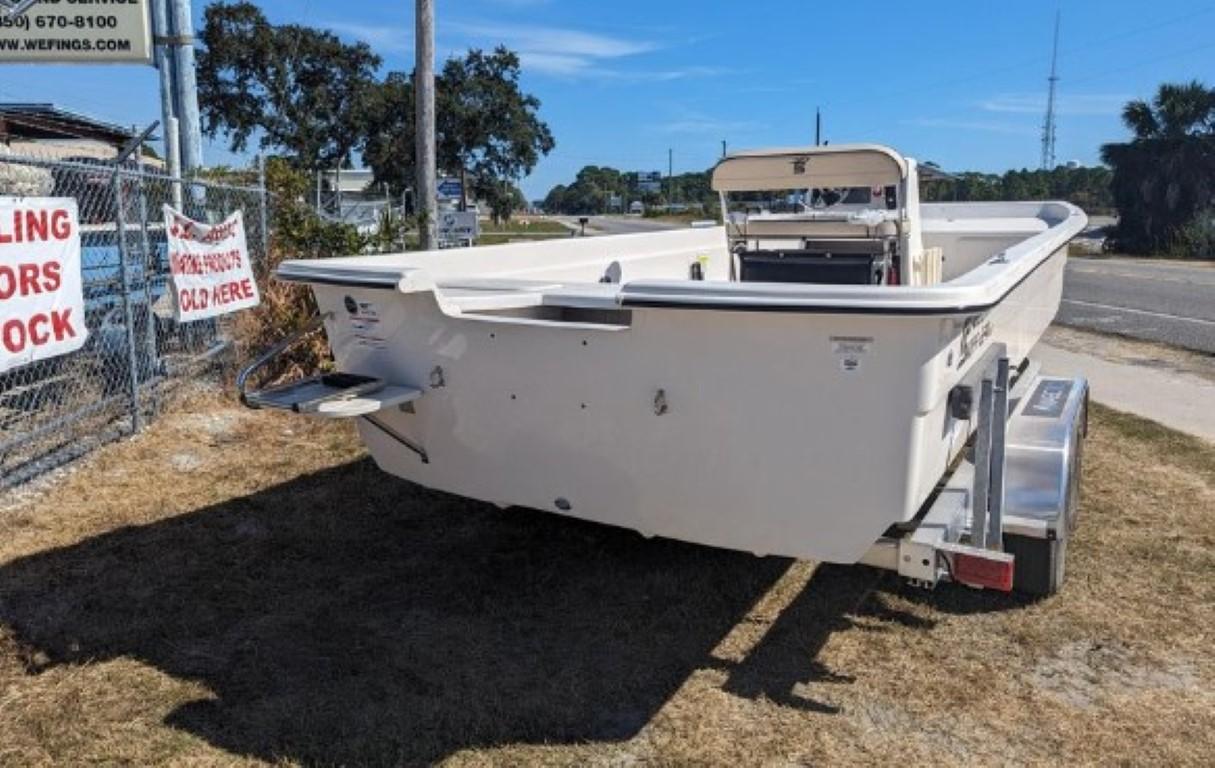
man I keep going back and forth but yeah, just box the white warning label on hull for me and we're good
[830,336,872,374]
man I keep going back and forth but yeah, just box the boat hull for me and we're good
[308,245,1066,563]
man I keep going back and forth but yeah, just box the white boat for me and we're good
[242,144,1089,594]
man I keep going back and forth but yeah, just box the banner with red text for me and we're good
[0,198,86,374]
[164,206,260,322]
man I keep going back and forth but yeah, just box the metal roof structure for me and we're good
[0,103,148,147]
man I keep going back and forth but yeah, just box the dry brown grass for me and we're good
[0,395,1212,767]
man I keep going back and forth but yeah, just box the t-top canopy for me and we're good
[711,144,910,192]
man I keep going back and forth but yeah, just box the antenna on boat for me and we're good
[815,108,822,146]
[1040,10,1060,170]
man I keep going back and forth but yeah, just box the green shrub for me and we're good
[1169,208,1215,260]
[234,158,375,387]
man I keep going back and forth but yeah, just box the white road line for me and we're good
[1068,266,1215,286]
[1062,299,1215,327]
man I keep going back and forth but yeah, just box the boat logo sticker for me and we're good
[831,336,872,374]
[958,314,993,367]
[1024,379,1073,419]
[346,298,382,334]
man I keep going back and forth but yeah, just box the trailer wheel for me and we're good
[1006,397,1085,597]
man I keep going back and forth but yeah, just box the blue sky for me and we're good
[3,0,1214,198]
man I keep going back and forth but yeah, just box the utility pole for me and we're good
[150,0,180,180]
[1040,10,1061,170]
[168,0,203,175]
[667,148,673,205]
[415,0,438,250]
[815,107,822,146]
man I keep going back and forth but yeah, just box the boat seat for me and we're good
[738,247,882,285]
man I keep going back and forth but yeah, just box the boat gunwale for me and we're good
[274,201,1085,317]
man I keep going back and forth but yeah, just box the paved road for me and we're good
[1059,257,1215,354]
[553,215,684,236]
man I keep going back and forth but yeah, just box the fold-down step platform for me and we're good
[244,373,423,419]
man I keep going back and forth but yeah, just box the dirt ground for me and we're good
[0,388,1212,766]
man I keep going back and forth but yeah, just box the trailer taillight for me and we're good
[952,552,1014,592]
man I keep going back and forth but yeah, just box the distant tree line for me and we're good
[1100,80,1215,257]
[542,166,717,215]
[920,166,1113,212]
[542,163,1114,217]
[196,2,553,223]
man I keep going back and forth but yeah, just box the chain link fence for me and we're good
[0,150,268,489]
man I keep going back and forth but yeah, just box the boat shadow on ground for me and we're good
[0,457,1025,765]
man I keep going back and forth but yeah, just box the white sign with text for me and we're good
[0,197,86,373]
[438,210,478,244]
[0,0,152,64]
[164,206,260,322]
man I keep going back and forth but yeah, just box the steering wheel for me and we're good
[814,187,847,208]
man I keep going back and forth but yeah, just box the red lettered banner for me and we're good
[164,205,260,322]
[0,198,86,374]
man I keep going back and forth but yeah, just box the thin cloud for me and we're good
[448,20,721,82]
[323,21,411,55]
[904,117,1038,137]
[450,21,657,59]
[979,93,1130,116]
[516,56,724,82]
[518,51,594,77]
[595,65,727,82]
[657,111,760,135]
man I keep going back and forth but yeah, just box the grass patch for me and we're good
[0,396,1211,765]
[480,218,567,235]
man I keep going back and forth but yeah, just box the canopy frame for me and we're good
[711,144,910,192]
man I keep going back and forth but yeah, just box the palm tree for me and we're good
[1116,80,1215,140]
[1101,81,1215,254]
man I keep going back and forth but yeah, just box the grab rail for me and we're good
[237,313,332,407]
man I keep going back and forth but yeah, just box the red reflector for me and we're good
[953,553,1014,591]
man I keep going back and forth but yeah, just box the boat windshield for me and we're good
[725,185,897,215]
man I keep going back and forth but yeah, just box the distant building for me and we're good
[316,168,397,233]
[0,103,154,162]
[319,167,379,197]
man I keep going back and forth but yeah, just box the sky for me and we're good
[2,0,1214,199]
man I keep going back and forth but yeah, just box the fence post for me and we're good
[257,154,270,266]
[135,170,161,407]
[112,171,142,432]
